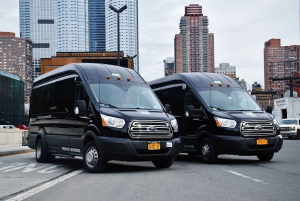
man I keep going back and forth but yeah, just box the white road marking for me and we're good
[37,165,64,173]
[22,163,48,173]
[6,169,84,201]
[0,163,27,171]
[225,170,269,184]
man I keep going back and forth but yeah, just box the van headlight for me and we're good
[273,118,277,125]
[101,114,125,128]
[170,118,178,132]
[214,117,237,128]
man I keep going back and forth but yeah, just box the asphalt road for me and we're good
[0,139,299,201]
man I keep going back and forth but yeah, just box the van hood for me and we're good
[99,107,173,121]
[212,110,273,123]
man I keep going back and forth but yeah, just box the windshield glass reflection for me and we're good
[198,87,262,111]
[90,81,162,110]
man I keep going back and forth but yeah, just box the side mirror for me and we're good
[165,104,171,114]
[185,105,194,117]
[74,100,86,115]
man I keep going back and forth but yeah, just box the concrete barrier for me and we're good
[0,128,23,145]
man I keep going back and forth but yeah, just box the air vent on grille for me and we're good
[240,120,276,136]
[129,120,173,139]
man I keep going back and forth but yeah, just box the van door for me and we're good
[69,84,90,151]
[49,80,74,151]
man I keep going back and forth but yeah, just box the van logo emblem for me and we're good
[147,126,157,131]
[255,125,264,130]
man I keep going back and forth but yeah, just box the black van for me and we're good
[149,73,283,163]
[26,63,181,172]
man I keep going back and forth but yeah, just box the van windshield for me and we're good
[198,87,262,111]
[90,81,162,110]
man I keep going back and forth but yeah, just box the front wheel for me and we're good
[36,139,48,162]
[152,158,175,168]
[83,141,107,173]
[295,131,300,140]
[257,152,274,161]
[200,138,217,164]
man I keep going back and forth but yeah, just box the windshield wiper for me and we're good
[209,106,227,111]
[98,102,118,108]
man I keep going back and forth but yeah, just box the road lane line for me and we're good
[225,170,269,184]
[5,169,84,201]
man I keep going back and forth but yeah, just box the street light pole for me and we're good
[109,4,127,67]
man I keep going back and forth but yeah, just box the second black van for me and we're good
[149,73,283,163]
[26,63,181,172]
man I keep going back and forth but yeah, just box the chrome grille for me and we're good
[240,120,276,136]
[128,120,173,139]
[280,127,292,131]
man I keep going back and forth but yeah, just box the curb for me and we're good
[0,149,35,157]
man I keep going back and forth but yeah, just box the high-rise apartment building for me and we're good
[55,0,89,52]
[89,0,106,52]
[20,0,139,77]
[0,32,32,104]
[174,4,214,74]
[264,38,300,97]
[215,63,236,79]
[105,0,139,72]
[20,0,55,79]
[163,57,175,76]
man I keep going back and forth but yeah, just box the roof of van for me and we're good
[148,73,242,89]
[33,63,145,86]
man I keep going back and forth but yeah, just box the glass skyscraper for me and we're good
[105,0,139,72]
[89,0,106,52]
[19,0,139,78]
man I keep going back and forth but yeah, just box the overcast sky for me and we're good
[0,0,299,88]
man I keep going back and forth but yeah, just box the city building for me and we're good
[251,90,277,110]
[235,77,248,91]
[164,57,175,76]
[40,51,134,74]
[264,38,300,97]
[215,63,236,79]
[20,0,139,78]
[89,0,106,52]
[0,70,25,125]
[0,32,32,104]
[19,0,56,79]
[105,0,139,72]
[174,4,215,74]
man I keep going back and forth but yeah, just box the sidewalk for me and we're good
[0,144,35,157]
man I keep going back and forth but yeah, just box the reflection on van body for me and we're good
[149,73,283,163]
[26,63,181,172]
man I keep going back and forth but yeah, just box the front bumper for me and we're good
[95,136,182,161]
[212,135,283,155]
[280,131,297,137]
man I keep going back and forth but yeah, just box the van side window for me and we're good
[158,87,184,116]
[51,81,73,113]
[184,91,201,115]
[30,86,54,115]
[75,85,89,110]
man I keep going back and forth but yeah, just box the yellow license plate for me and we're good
[256,138,268,145]
[281,134,286,137]
[148,142,160,150]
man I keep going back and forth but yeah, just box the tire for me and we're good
[36,139,48,162]
[257,152,274,161]
[200,138,217,164]
[152,158,175,168]
[83,141,107,173]
[295,131,300,140]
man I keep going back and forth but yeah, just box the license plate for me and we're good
[281,134,286,137]
[148,142,160,150]
[256,138,268,145]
